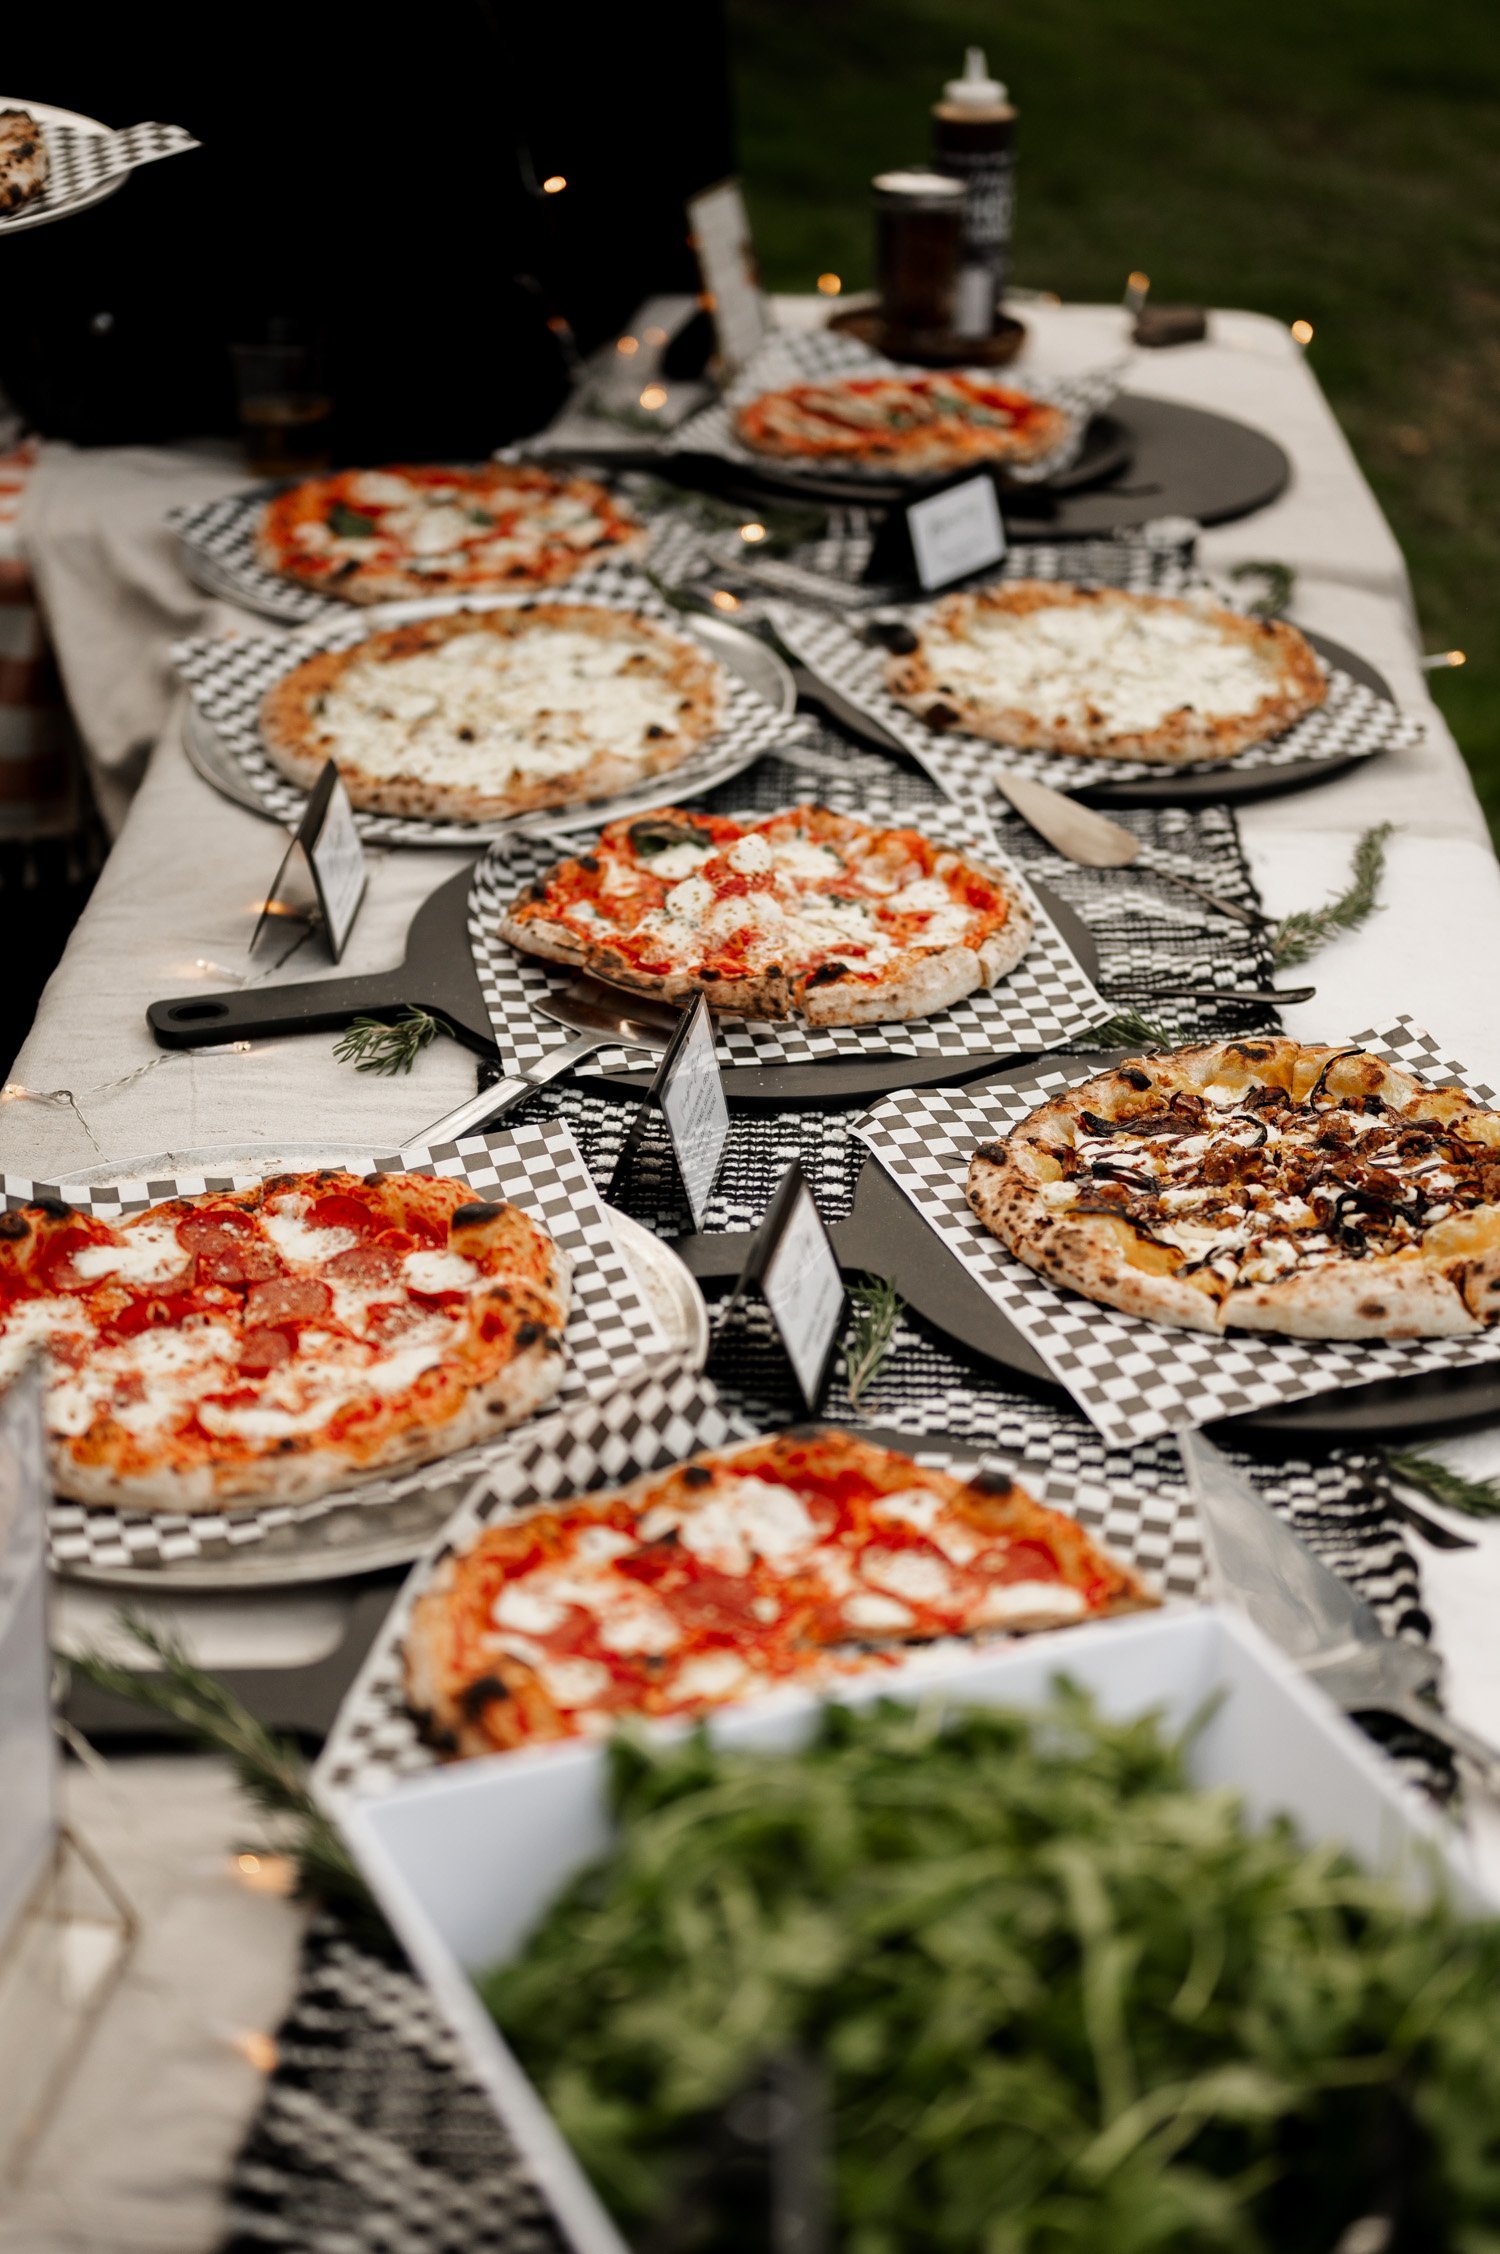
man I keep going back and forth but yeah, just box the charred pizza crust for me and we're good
[254,463,645,604]
[0,111,48,217]
[0,1170,570,1512]
[404,1429,1155,1756]
[259,602,725,822]
[969,1037,1500,1341]
[496,803,1034,1026]
[733,373,1069,475]
[885,582,1328,766]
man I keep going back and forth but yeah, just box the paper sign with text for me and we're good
[906,473,1008,592]
[252,758,368,962]
[730,1161,847,1412]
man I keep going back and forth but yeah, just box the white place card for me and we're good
[0,1365,54,1951]
[687,178,769,377]
[607,993,729,1230]
[906,473,1008,592]
[731,1161,847,1412]
[251,758,368,962]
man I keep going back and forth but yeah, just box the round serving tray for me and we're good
[181,604,796,843]
[670,394,1291,535]
[0,97,123,236]
[49,1142,708,1591]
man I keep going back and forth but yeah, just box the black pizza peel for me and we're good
[147,865,1103,1107]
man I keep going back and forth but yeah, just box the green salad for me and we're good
[482,1694,1500,2252]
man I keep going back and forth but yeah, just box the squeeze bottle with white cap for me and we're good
[932,47,1017,338]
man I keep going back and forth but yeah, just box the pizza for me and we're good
[0,111,48,218]
[259,602,726,823]
[254,464,645,605]
[496,803,1033,1025]
[883,583,1328,766]
[404,1430,1154,1755]
[733,372,1069,475]
[969,1037,1500,1341]
[0,1170,570,1512]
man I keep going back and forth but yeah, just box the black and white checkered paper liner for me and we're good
[672,326,1122,487]
[168,560,801,850]
[467,794,1109,1073]
[854,1018,1500,1452]
[166,482,714,630]
[41,1121,672,1577]
[0,117,199,232]
[767,588,1423,796]
[316,1399,1195,1807]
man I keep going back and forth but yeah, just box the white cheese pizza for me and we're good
[884,582,1328,765]
[970,1038,1500,1340]
[0,1171,569,1511]
[496,803,1033,1025]
[404,1430,1154,1755]
[0,110,48,217]
[255,464,644,604]
[259,603,726,823]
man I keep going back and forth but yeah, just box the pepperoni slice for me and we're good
[246,1276,333,1327]
[325,1244,400,1288]
[238,1326,293,1374]
[309,1193,380,1235]
[178,1211,281,1286]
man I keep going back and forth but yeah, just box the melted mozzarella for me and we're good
[71,1221,185,1285]
[974,1581,1084,1625]
[638,1475,820,1577]
[533,1656,612,1709]
[313,626,704,788]
[492,1584,569,1635]
[671,1650,751,1703]
[843,1590,914,1631]
[924,596,1283,737]
[595,1602,681,1656]
[261,1208,356,1265]
[646,840,716,880]
[402,1249,480,1295]
[860,1548,954,1605]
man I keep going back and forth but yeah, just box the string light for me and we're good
[643,326,668,346]
[192,958,244,984]
[816,273,842,296]
[1420,649,1467,670]
[615,335,639,356]
[638,385,668,411]
[1124,270,1150,312]
[250,898,300,919]
[739,522,768,544]
[542,175,566,195]
[233,1851,296,1895]
[0,1082,25,1101]
[709,590,741,612]
[1290,319,1314,347]
[230,2030,279,2073]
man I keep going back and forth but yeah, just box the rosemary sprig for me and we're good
[843,1275,905,1408]
[1228,559,1297,619]
[1385,1450,1500,1520]
[1090,1007,1174,1051]
[1270,822,1392,968]
[69,1616,386,1944]
[333,1006,442,1075]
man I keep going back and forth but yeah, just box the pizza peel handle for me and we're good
[146,865,496,1055]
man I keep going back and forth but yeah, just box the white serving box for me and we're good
[337,1607,1491,2254]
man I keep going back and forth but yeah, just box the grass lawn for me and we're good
[728,0,1500,832]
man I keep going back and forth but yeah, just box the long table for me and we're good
[8,302,1500,2252]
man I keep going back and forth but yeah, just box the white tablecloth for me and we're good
[6,301,1500,2250]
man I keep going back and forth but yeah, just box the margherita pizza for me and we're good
[497,803,1033,1025]
[259,603,725,823]
[0,110,48,218]
[0,1171,569,1512]
[969,1038,1500,1340]
[255,464,644,604]
[733,373,1069,475]
[883,583,1328,766]
[404,1430,1154,1754]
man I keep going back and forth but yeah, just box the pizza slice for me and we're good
[0,1169,570,1510]
[0,111,48,217]
[497,803,1033,1025]
[733,373,1070,474]
[404,1430,1155,1755]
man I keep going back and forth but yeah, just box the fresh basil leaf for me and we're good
[327,502,379,539]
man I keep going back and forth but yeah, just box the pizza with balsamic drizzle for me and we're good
[255,464,644,604]
[404,1430,1154,1755]
[733,373,1069,475]
[969,1038,1500,1339]
[882,583,1328,766]
[0,1171,570,1511]
[496,803,1033,1025]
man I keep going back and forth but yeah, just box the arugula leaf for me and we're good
[327,501,379,539]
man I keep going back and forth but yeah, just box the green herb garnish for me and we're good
[842,1274,903,1407]
[1271,822,1392,967]
[333,1006,442,1075]
[69,1616,384,1945]
[1229,559,1298,618]
[1091,1006,1174,1050]
[484,1691,1500,2250]
[327,501,379,539]
[1386,1448,1500,1519]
